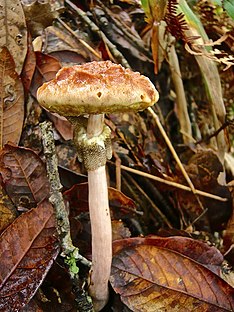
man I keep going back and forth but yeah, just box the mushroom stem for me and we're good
[87,114,104,138]
[86,113,112,311]
[88,166,112,310]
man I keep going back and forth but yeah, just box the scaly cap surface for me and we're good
[37,61,159,116]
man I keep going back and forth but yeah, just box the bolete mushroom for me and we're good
[37,61,159,311]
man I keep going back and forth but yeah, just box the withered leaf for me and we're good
[64,183,138,218]
[113,236,224,274]
[35,52,61,82]
[0,47,24,148]
[111,237,234,311]
[21,0,59,37]
[0,0,27,74]
[0,200,59,311]
[109,186,138,219]
[0,143,50,210]
[0,186,17,233]
[21,33,36,92]
[112,220,131,241]
[223,206,234,266]
[30,52,61,98]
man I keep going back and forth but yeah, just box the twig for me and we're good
[124,170,173,228]
[113,150,121,191]
[40,121,91,270]
[120,165,227,202]
[95,0,152,60]
[65,0,130,68]
[57,17,101,59]
[148,107,206,210]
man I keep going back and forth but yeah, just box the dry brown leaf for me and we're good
[0,47,24,148]
[64,183,138,218]
[21,33,36,92]
[30,52,61,98]
[112,220,131,241]
[0,143,50,210]
[0,0,27,74]
[21,0,60,37]
[0,200,59,311]
[0,186,17,233]
[111,237,234,311]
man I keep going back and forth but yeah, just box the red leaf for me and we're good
[0,200,59,311]
[0,143,50,210]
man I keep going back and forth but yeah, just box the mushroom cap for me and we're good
[37,61,159,116]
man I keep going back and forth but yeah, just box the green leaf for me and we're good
[179,0,210,45]
[224,0,234,19]
[211,0,234,19]
[65,255,79,276]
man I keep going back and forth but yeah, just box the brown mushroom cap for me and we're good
[37,61,159,116]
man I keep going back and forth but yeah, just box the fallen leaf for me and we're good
[49,50,86,66]
[177,149,232,230]
[48,113,73,141]
[21,298,43,312]
[30,52,61,98]
[0,47,24,148]
[0,186,17,233]
[0,143,50,210]
[113,236,224,274]
[35,51,61,82]
[111,237,234,311]
[0,200,59,311]
[21,0,60,37]
[223,184,234,266]
[42,25,98,61]
[21,33,36,92]
[64,183,138,218]
[0,0,27,74]
[112,220,131,241]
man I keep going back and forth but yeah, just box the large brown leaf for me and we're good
[0,143,50,210]
[0,0,27,74]
[0,47,24,148]
[0,200,59,311]
[111,237,234,311]
[113,236,224,275]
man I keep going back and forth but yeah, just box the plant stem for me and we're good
[168,40,193,144]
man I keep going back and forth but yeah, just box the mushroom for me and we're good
[37,61,159,311]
